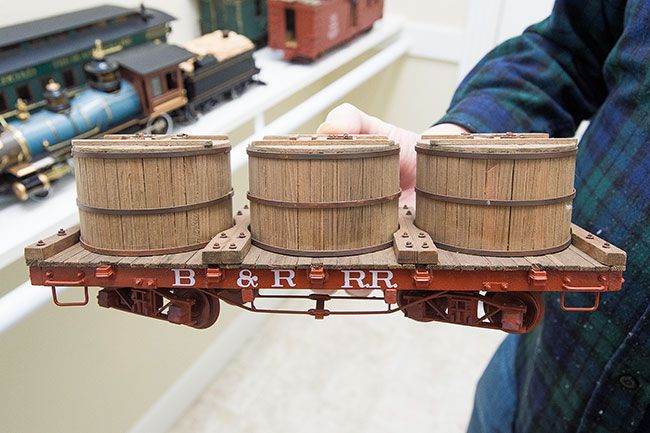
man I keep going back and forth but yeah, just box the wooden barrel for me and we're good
[247,135,400,256]
[72,134,233,256]
[415,133,577,256]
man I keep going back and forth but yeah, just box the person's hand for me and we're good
[317,103,467,205]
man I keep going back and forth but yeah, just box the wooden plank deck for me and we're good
[33,242,621,272]
[29,211,625,273]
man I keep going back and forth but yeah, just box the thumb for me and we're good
[317,103,375,134]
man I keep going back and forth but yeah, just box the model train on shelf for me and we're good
[0,30,260,201]
[267,0,385,61]
[197,0,386,60]
[24,134,627,334]
[0,1,387,201]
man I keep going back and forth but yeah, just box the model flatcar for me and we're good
[24,134,626,334]
[267,0,384,61]
[199,0,268,46]
[0,31,260,200]
[0,4,174,117]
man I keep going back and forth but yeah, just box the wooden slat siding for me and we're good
[25,226,81,264]
[248,135,399,256]
[416,134,577,255]
[72,135,232,256]
[571,224,627,266]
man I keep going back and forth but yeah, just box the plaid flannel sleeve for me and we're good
[436,0,616,136]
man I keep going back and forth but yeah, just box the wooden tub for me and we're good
[73,134,233,256]
[248,135,400,256]
[415,133,577,256]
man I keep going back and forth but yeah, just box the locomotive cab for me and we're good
[108,43,194,131]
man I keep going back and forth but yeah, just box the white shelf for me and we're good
[181,16,403,135]
[0,16,404,270]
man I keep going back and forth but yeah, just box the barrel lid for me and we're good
[417,133,577,154]
[249,134,398,156]
[72,134,231,156]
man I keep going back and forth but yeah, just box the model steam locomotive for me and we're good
[0,30,260,201]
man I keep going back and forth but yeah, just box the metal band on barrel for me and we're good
[80,239,208,257]
[434,238,573,257]
[415,188,576,207]
[415,147,577,160]
[77,189,233,215]
[247,147,399,160]
[72,147,231,159]
[251,239,394,257]
[247,190,401,209]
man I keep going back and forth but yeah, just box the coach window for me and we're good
[351,0,358,26]
[16,84,33,103]
[165,71,178,90]
[255,0,263,16]
[150,76,163,97]
[62,69,77,88]
[0,92,7,112]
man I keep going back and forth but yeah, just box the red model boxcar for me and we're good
[267,0,384,61]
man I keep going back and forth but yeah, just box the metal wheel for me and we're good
[397,290,447,323]
[483,292,544,333]
[146,112,173,134]
[174,289,220,329]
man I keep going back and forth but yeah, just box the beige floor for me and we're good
[169,305,505,433]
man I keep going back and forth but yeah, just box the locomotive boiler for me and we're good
[0,31,260,201]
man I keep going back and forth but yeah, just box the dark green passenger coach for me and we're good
[0,5,174,117]
[199,0,268,46]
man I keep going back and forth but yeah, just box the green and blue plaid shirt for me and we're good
[437,0,649,432]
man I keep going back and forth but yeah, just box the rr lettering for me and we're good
[369,271,397,288]
[342,270,368,288]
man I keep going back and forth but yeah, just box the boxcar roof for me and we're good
[109,43,194,75]
[0,7,174,77]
